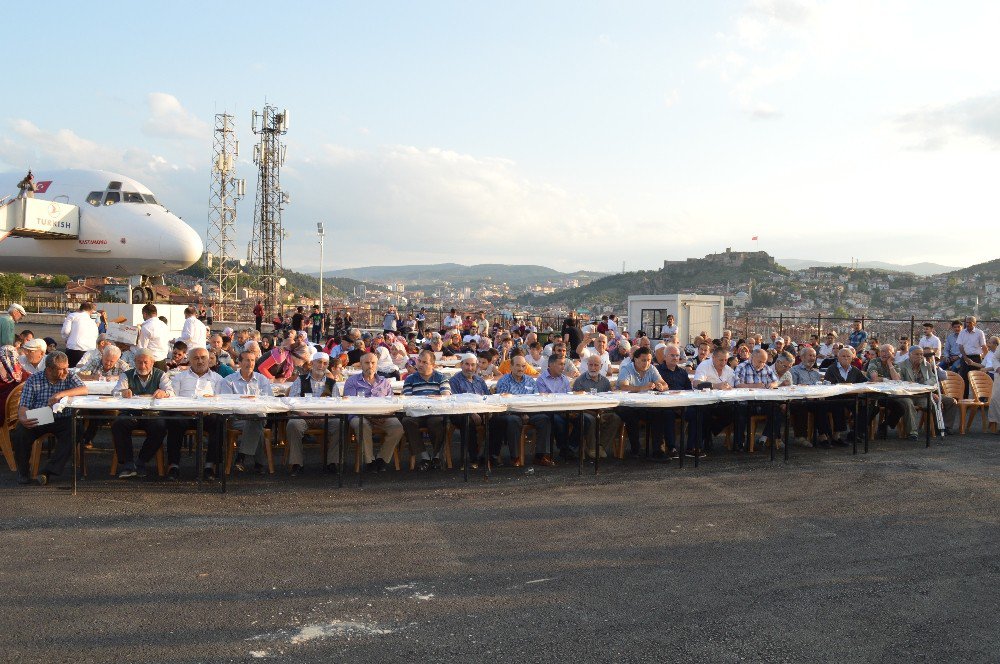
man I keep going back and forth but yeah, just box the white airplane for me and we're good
[0,168,203,302]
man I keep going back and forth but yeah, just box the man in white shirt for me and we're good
[957,315,988,383]
[220,349,275,473]
[917,323,941,359]
[659,314,677,340]
[817,332,838,367]
[606,314,619,336]
[443,308,462,330]
[164,347,225,479]
[576,332,612,376]
[134,303,170,369]
[693,347,736,389]
[61,301,99,367]
[285,352,342,476]
[179,306,208,350]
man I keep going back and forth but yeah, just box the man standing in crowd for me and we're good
[401,350,452,470]
[253,300,265,332]
[165,347,225,480]
[1,303,26,346]
[342,352,405,473]
[382,305,398,337]
[918,322,941,359]
[443,308,462,330]
[135,304,170,370]
[179,306,208,350]
[291,306,306,333]
[61,301,99,367]
[848,320,868,350]
[310,305,326,344]
[111,349,174,478]
[13,351,88,485]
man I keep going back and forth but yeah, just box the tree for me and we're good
[0,273,26,300]
[49,274,70,288]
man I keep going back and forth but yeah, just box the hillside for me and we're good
[178,257,376,299]
[946,257,1000,278]
[527,251,788,308]
[322,263,608,285]
[777,258,960,275]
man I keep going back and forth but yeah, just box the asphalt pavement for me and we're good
[1,427,998,663]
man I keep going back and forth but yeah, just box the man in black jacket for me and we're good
[819,347,868,447]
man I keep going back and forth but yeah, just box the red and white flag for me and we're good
[751,235,758,241]
[34,180,52,194]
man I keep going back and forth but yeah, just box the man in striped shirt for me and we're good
[401,350,452,470]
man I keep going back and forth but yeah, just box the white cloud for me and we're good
[894,92,1000,150]
[281,143,625,271]
[142,92,211,141]
[663,89,680,109]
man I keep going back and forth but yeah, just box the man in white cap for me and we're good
[1,303,25,346]
[285,352,342,476]
[19,338,47,375]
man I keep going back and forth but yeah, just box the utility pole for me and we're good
[206,113,245,321]
[317,222,325,313]
[248,103,289,316]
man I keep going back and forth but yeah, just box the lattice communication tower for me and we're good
[205,113,245,320]
[247,103,289,316]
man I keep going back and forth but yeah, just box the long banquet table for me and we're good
[54,381,936,494]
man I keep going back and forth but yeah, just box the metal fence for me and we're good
[724,314,1000,347]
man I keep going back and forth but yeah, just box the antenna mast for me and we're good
[248,103,289,316]
[206,113,245,321]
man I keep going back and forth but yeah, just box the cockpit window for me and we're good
[86,191,102,207]
[107,181,122,190]
[141,193,158,205]
[104,191,120,206]
[123,192,144,203]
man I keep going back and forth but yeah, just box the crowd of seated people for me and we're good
[2,302,993,487]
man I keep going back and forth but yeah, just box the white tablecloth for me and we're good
[55,394,290,415]
[614,391,721,408]
[401,393,509,417]
[283,396,403,416]
[499,393,620,412]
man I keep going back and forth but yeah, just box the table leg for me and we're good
[925,391,931,448]
[463,414,470,483]
[71,408,77,497]
[195,414,204,487]
[483,413,492,481]
[357,415,364,488]
[594,411,601,476]
[783,403,790,463]
[220,415,227,494]
[577,411,583,476]
[678,410,685,469]
[853,396,859,456]
[338,415,346,488]
[769,402,776,462]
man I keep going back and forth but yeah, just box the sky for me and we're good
[2,1,999,274]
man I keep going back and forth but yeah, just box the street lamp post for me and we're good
[317,222,325,314]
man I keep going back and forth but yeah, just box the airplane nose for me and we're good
[159,219,204,269]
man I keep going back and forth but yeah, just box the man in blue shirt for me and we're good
[14,351,88,485]
[848,320,868,350]
[402,350,451,470]
[220,350,275,473]
[448,353,491,466]
[617,347,669,459]
[495,355,554,466]
[536,355,578,460]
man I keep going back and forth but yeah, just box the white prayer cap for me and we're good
[311,352,330,363]
[460,353,477,362]
[8,303,25,316]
